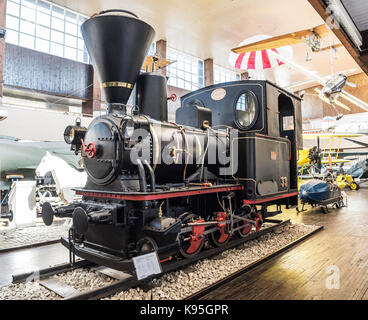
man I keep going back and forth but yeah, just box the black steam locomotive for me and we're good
[42,10,302,271]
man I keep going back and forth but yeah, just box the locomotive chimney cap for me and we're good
[93,9,139,18]
[81,10,155,107]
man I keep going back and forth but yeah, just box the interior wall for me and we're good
[0,83,190,142]
[0,104,93,141]
[4,44,93,100]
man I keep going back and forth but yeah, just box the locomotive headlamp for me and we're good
[64,125,75,144]
[63,119,87,154]
[121,118,135,139]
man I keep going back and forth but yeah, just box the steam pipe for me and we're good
[143,159,156,192]
[136,159,147,193]
[136,159,149,208]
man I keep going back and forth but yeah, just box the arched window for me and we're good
[234,91,258,129]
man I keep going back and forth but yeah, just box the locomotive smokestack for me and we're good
[81,10,155,110]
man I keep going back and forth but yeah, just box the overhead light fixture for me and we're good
[0,109,8,121]
[327,0,363,50]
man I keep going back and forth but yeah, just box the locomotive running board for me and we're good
[75,184,244,201]
[75,185,298,203]
[60,237,136,271]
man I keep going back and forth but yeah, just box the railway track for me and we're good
[0,239,60,254]
[8,219,321,300]
[12,259,93,284]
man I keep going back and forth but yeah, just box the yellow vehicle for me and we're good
[336,174,359,190]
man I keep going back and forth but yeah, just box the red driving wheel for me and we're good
[254,212,263,232]
[241,223,252,235]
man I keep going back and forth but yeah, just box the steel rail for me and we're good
[12,260,93,284]
[0,239,60,254]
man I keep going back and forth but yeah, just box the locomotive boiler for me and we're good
[42,10,302,271]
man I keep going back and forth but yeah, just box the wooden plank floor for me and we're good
[201,187,368,300]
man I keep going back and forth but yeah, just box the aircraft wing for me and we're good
[321,159,352,164]
[16,140,82,169]
[0,138,82,173]
[303,133,362,139]
[232,24,329,54]
[344,138,368,148]
[327,151,368,157]
[0,140,45,172]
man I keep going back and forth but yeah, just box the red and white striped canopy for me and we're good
[229,35,293,71]
[232,49,284,70]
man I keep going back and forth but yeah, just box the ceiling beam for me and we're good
[308,0,368,75]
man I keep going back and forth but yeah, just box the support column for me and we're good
[204,58,214,86]
[82,71,101,116]
[0,0,7,101]
[156,39,167,76]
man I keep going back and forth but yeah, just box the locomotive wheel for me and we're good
[179,213,205,258]
[136,237,158,255]
[208,230,230,247]
[208,213,230,247]
[254,212,263,232]
[236,221,252,238]
[235,205,253,237]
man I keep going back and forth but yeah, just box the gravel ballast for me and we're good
[0,219,70,250]
[0,268,118,300]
